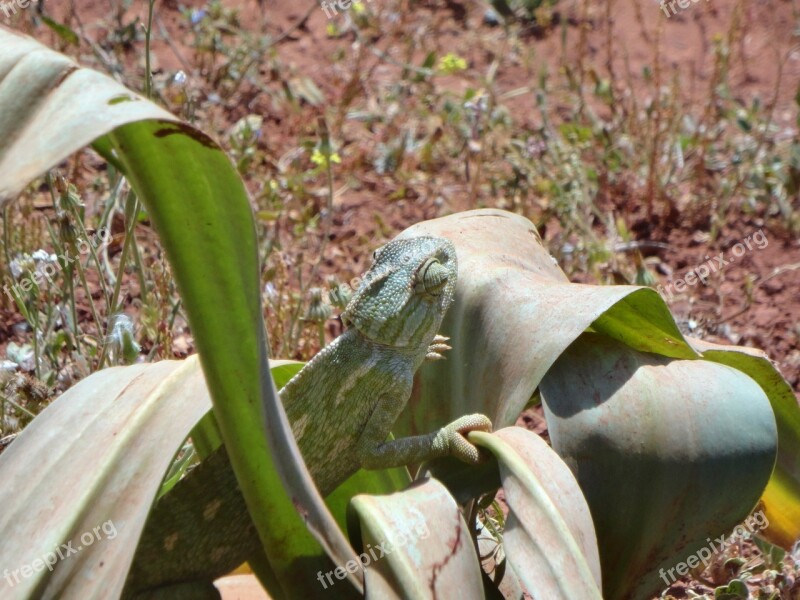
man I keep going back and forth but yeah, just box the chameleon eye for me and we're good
[415,258,449,296]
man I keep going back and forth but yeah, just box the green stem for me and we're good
[130,215,149,304]
[0,392,36,419]
[29,300,40,380]
[45,219,82,357]
[317,321,325,350]
[2,205,11,274]
[97,189,140,369]
[144,0,156,99]
[63,198,112,306]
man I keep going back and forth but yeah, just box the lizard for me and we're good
[124,236,493,599]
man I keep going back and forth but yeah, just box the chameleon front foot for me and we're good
[433,414,493,463]
[425,334,452,361]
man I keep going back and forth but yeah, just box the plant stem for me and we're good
[144,0,156,99]
[97,189,140,369]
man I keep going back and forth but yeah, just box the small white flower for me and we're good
[106,314,141,365]
[10,260,24,280]
[0,360,18,373]
[263,282,278,303]
[31,249,57,264]
[9,254,34,280]
[190,8,206,24]
[6,342,35,372]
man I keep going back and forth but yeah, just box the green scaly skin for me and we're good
[123,236,492,598]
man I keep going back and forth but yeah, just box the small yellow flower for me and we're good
[438,53,467,74]
[311,147,341,168]
[352,1,365,14]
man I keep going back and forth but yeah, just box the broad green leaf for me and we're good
[348,478,484,599]
[190,410,225,460]
[0,31,359,597]
[0,357,335,599]
[394,208,798,589]
[471,428,602,599]
[190,360,305,459]
[0,28,177,203]
[109,119,359,593]
[689,337,800,549]
[396,208,697,434]
[130,359,361,599]
[0,357,210,599]
[590,289,696,358]
[540,333,777,600]
[162,354,411,550]
[325,463,413,534]
[270,361,306,388]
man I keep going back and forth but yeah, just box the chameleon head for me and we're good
[341,237,457,349]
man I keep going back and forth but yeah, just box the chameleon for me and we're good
[124,236,493,598]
